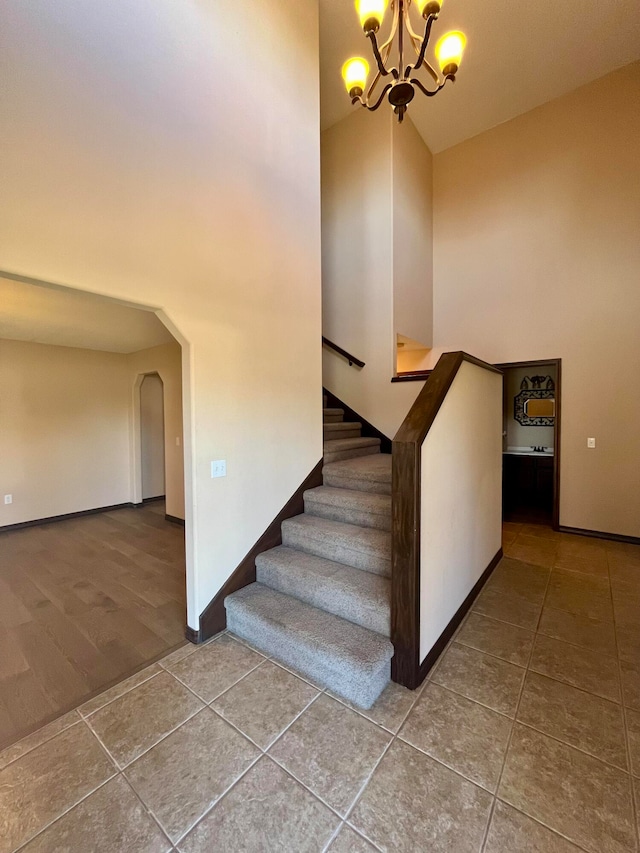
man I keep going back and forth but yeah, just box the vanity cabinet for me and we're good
[503,454,554,522]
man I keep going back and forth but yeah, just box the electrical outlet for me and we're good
[211,460,226,478]
[587,437,596,449]
[4,494,12,505]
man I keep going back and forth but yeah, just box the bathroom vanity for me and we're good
[503,448,554,523]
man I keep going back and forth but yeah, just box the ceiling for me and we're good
[0,277,174,353]
[320,0,640,152]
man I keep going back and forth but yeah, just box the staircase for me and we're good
[225,396,394,709]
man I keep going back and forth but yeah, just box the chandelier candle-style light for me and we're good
[342,0,466,122]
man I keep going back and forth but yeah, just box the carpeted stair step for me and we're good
[323,407,344,424]
[281,514,391,576]
[256,545,390,635]
[323,421,362,441]
[323,453,392,495]
[323,436,380,464]
[303,486,391,531]
[225,583,393,708]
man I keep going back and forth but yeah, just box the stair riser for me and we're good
[323,414,343,424]
[322,472,392,495]
[323,445,380,465]
[323,426,361,441]
[226,605,390,708]
[256,561,390,636]
[303,499,391,532]
[281,527,391,577]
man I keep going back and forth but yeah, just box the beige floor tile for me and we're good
[503,522,524,537]
[634,777,640,841]
[211,661,318,748]
[529,635,621,703]
[473,585,542,630]
[621,659,640,711]
[399,682,512,792]
[0,710,80,771]
[557,534,607,557]
[617,624,640,663]
[503,540,557,569]
[349,739,492,852]
[545,569,613,622]
[499,724,636,853]
[613,593,640,628]
[431,642,525,717]
[164,634,264,702]
[537,606,617,657]
[517,672,627,769]
[520,525,562,542]
[485,800,584,852]
[485,557,550,604]
[269,694,391,816]
[159,643,198,668]
[329,825,377,852]
[329,679,420,734]
[609,559,640,587]
[126,707,259,842]
[456,612,535,666]
[20,775,171,853]
[178,756,339,853]
[87,671,203,767]
[0,722,116,853]
[79,663,163,716]
[625,707,640,778]
[553,552,609,577]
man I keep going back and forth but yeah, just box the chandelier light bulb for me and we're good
[342,57,370,97]
[435,30,466,76]
[355,0,387,33]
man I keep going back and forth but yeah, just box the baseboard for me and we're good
[194,459,324,643]
[165,514,186,527]
[415,547,503,685]
[0,502,144,533]
[558,526,640,546]
[323,387,392,454]
[184,625,201,644]
[143,495,166,503]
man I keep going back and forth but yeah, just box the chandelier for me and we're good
[341,0,467,123]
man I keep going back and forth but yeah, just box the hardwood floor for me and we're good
[0,502,186,749]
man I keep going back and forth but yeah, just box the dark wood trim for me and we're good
[391,370,433,383]
[193,459,324,643]
[416,548,502,685]
[558,526,640,546]
[323,387,392,454]
[391,351,502,689]
[322,336,366,369]
[495,358,561,531]
[142,495,166,503]
[0,502,144,533]
[166,514,186,527]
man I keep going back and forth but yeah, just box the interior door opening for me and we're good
[140,372,166,501]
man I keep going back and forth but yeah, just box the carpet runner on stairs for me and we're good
[225,396,393,709]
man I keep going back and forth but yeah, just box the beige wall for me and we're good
[128,342,184,520]
[433,63,640,538]
[393,118,433,349]
[419,362,502,660]
[0,338,185,527]
[0,339,131,524]
[0,0,322,628]
[321,110,432,437]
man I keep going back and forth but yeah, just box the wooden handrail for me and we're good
[391,370,433,383]
[391,352,502,689]
[322,336,365,369]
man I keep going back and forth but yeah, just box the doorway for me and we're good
[496,359,561,529]
[140,373,166,501]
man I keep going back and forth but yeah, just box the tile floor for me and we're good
[1,523,639,852]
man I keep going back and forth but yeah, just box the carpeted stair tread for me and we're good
[323,453,392,495]
[225,583,392,708]
[281,514,391,576]
[323,436,380,464]
[323,407,344,424]
[303,486,391,531]
[256,545,390,635]
[323,421,361,435]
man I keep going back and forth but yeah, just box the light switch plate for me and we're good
[587,437,596,448]
[4,495,12,505]
[211,460,227,478]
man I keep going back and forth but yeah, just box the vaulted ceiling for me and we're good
[320,0,640,151]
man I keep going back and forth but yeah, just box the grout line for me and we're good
[490,799,593,853]
[479,558,553,853]
[78,667,164,719]
[117,772,175,852]
[0,710,83,771]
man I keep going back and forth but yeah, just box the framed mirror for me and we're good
[514,375,555,426]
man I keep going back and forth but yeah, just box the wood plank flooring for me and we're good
[0,502,186,749]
